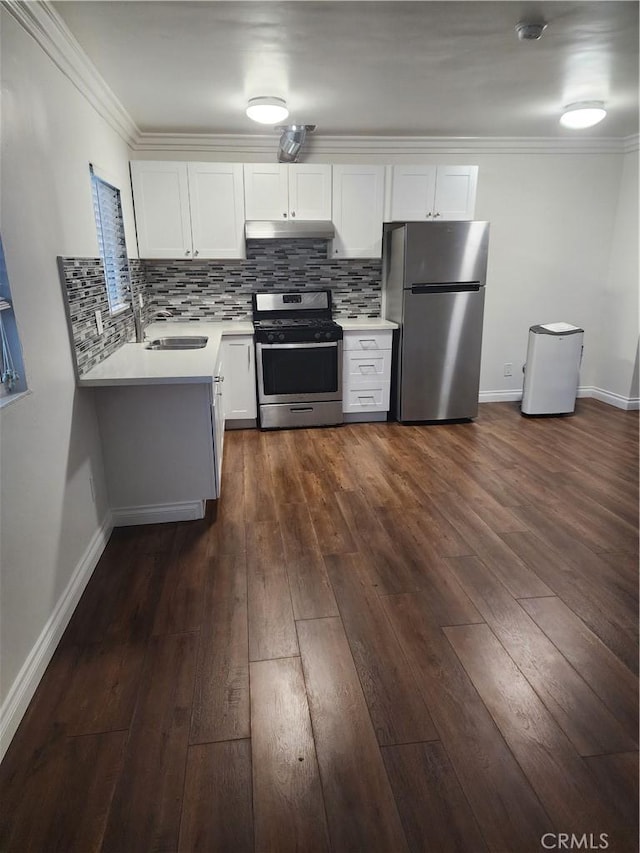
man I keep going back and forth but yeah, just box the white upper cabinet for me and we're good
[187,164,246,259]
[331,165,385,259]
[243,163,332,221]
[131,161,192,258]
[387,165,478,221]
[130,161,245,259]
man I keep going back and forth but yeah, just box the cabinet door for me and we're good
[244,164,289,220]
[188,163,245,259]
[389,165,437,220]
[288,164,332,220]
[331,165,385,259]
[433,166,478,220]
[222,337,257,419]
[130,161,192,258]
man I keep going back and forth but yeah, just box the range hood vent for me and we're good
[245,220,335,240]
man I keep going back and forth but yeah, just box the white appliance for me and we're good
[521,322,584,415]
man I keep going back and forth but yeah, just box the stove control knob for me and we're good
[278,333,285,341]
[314,332,321,340]
[267,333,274,342]
[325,331,332,340]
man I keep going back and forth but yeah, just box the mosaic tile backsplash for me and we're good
[59,257,146,376]
[143,239,382,321]
[60,239,381,375]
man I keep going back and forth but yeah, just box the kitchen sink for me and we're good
[145,336,209,350]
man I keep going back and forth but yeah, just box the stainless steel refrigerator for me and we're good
[383,221,490,421]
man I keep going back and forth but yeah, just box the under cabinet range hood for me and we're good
[245,220,335,240]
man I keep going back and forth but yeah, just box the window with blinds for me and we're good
[90,165,131,315]
[0,235,27,401]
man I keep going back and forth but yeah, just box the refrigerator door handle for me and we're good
[410,283,482,294]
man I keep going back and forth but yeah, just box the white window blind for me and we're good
[0,236,27,400]
[90,165,131,315]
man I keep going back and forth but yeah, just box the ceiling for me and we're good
[53,1,639,140]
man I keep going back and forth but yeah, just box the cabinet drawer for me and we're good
[344,350,391,381]
[342,330,393,351]
[342,381,390,413]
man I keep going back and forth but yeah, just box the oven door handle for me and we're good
[257,341,339,350]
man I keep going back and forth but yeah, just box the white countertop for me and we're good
[78,321,254,387]
[336,318,398,331]
[78,316,396,387]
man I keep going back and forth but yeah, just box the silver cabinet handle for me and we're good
[185,249,191,256]
[434,212,441,217]
[214,375,225,383]
[426,212,432,218]
[291,210,296,218]
[283,212,287,218]
[193,249,199,257]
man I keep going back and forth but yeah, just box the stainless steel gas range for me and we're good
[252,290,343,429]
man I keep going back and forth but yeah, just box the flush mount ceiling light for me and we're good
[560,101,607,129]
[246,97,289,124]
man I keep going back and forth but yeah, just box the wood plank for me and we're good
[152,521,209,635]
[583,751,639,850]
[431,491,553,598]
[101,632,198,853]
[0,731,127,853]
[382,741,489,853]
[444,623,626,843]
[446,556,636,756]
[520,595,639,739]
[276,500,321,558]
[297,617,409,852]
[190,552,250,744]
[243,429,278,522]
[179,740,253,853]
[284,548,340,620]
[375,507,484,625]
[247,521,298,660]
[325,553,438,746]
[382,593,551,852]
[250,657,331,852]
[307,494,358,556]
[54,640,146,736]
[502,530,639,673]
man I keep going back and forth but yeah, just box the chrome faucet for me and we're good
[134,307,174,343]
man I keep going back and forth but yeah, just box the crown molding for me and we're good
[7,1,635,158]
[4,0,139,146]
[132,132,632,157]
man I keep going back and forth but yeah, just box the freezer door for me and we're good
[399,286,485,421]
[404,221,489,287]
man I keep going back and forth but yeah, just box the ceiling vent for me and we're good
[276,124,316,163]
[515,21,547,41]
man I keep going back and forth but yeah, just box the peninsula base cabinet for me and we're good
[222,335,257,428]
[342,329,393,421]
[95,380,224,526]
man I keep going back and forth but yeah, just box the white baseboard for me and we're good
[478,389,523,403]
[111,500,206,526]
[590,387,640,411]
[0,513,113,761]
[479,386,638,410]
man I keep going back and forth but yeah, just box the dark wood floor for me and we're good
[1,399,638,852]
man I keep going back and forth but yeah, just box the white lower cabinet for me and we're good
[96,381,223,525]
[342,329,393,418]
[222,335,257,425]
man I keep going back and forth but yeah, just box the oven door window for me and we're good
[262,346,338,396]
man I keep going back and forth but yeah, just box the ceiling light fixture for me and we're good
[560,101,607,129]
[246,96,289,125]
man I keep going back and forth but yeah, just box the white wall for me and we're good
[595,150,639,405]
[0,9,136,753]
